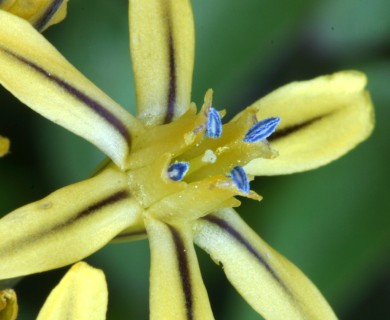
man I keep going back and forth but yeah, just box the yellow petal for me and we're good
[37,262,107,320]
[129,0,194,125]
[244,71,374,175]
[146,217,214,320]
[0,136,10,157]
[0,289,18,320]
[0,167,142,279]
[0,11,143,169]
[194,208,337,320]
[0,0,68,31]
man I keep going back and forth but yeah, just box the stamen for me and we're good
[243,117,281,143]
[229,166,250,193]
[205,107,222,139]
[167,162,190,181]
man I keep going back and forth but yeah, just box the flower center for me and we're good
[126,90,280,224]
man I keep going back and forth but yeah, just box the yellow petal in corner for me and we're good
[37,262,107,320]
[0,289,18,320]
[244,71,374,175]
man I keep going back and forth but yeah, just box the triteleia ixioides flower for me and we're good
[0,0,374,319]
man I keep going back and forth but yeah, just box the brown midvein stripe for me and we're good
[203,215,291,295]
[168,225,193,320]
[268,115,325,142]
[70,190,129,224]
[40,190,130,233]
[34,0,64,31]
[0,46,131,146]
[163,15,176,124]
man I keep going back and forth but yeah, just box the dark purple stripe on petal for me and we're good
[73,190,129,222]
[203,214,291,295]
[168,225,194,320]
[34,0,65,31]
[164,31,176,124]
[0,46,132,147]
[39,190,130,233]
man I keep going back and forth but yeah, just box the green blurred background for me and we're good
[1,0,389,318]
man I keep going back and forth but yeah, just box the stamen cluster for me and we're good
[126,90,280,223]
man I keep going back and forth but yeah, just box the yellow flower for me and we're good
[0,1,374,319]
[0,0,68,31]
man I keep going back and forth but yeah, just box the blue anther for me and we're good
[205,107,222,139]
[243,117,281,143]
[229,166,250,193]
[167,162,190,181]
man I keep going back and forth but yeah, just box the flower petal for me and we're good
[0,289,18,320]
[0,11,143,169]
[129,0,194,125]
[0,0,68,31]
[194,208,337,320]
[0,166,142,279]
[244,71,374,175]
[146,217,214,320]
[37,262,107,320]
